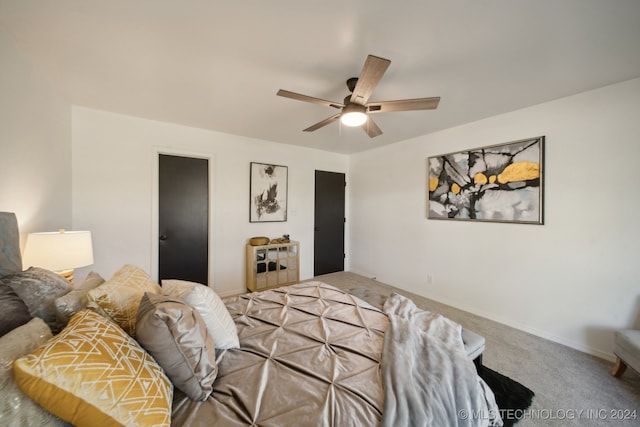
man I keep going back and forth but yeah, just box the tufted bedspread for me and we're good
[171,281,387,426]
[171,281,499,426]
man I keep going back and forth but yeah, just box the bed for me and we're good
[0,211,501,426]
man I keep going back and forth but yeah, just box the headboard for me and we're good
[0,212,23,276]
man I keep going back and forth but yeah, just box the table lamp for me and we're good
[23,229,94,284]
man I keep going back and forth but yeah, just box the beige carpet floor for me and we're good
[311,272,640,427]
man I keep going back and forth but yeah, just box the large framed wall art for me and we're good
[250,162,288,222]
[427,136,544,224]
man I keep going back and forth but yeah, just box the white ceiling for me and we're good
[1,0,639,154]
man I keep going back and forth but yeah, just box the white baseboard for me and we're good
[423,293,616,362]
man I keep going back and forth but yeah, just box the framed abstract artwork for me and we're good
[250,162,288,222]
[427,136,544,224]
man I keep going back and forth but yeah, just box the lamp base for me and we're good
[56,269,75,284]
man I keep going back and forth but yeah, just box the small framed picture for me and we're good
[250,162,288,222]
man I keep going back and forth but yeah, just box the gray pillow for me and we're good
[0,317,69,426]
[55,271,105,324]
[0,212,22,277]
[3,267,73,333]
[0,279,32,337]
[136,292,218,401]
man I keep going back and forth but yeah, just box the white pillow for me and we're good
[161,280,239,349]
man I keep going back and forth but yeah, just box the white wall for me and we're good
[349,78,640,359]
[71,106,349,296]
[0,28,71,247]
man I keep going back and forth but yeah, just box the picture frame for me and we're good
[250,162,288,222]
[427,136,544,224]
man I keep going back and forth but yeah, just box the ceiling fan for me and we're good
[277,54,440,138]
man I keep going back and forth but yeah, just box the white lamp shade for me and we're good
[23,231,94,271]
[340,104,368,127]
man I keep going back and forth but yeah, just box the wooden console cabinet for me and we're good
[246,241,299,292]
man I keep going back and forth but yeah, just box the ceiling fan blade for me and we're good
[363,116,383,138]
[303,113,341,132]
[350,55,391,105]
[277,89,343,109]
[367,97,440,113]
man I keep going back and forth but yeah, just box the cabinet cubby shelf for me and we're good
[245,241,299,292]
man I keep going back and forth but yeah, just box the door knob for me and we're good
[159,234,168,241]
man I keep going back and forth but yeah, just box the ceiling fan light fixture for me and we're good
[340,104,367,127]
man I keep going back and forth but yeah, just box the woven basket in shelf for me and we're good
[249,236,270,246]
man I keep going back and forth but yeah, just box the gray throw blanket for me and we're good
[381,293,502,427]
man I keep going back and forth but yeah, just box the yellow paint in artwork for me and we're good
[429,177,439,192]
[497,161,540,184]
[489,175,497,184]
[474,173,488,184]
[451,183,461,194]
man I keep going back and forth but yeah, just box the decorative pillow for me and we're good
[136,292,218,401]
[13,309,172,427]
[162,279,239,349]
[55,271,105,324]
[0,317,68,426]
[2,267,73,333]
[0,212,22,277]
[87,265,160,337]
[0,279,32,337]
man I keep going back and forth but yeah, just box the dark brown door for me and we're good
[314,170,345,276]
[159,154,209,284]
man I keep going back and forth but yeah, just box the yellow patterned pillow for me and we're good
[87,264,161,336]
[13,309,172,427]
